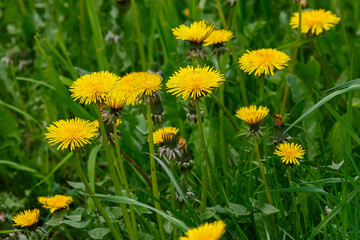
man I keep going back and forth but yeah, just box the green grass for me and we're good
[1,0,360,239]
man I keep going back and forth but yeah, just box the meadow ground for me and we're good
[1,0,360,239]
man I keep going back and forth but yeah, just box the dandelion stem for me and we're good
[146,100,166,240]
[113,123,138,238]
[280,2,302,115]
[211,94,240,132]
[73,151,123,240]
[95,103,137,240]
[287,167,300,239]
[260,75,265,102]
[171,180,177,240]
[196,98,209,214]
[254,137,273,205]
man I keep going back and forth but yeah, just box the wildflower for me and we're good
[179,220,226,240]
[274,142,305,165]
[70,71,120,105]
[12,209,40,227]
[152,127,179,145]
[104,87,127,110]
[167,65,225,100]
[135,72,162,100]
[172,20,215,58]
[290,9,340,36]
[172,20,214,44]
[236,105,269,136]
[45,118,98,151]
[203,29,234,56]
[38,195,73,213]
[175,136,194,172]
[239,48,290,76]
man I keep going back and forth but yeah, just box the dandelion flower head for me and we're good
[70,71,120,105]
[45,118,98,151]
[236,105,269,126]
[135,72,162,99]
[203,29,234,46]
[172,20,215,43]
[167,65,225,100]
[239,48,290,76]
[38,195,73,213]
[12,209,40,227]
[290,9,340,35]
[104,85,127,109]
[152,126,179,145]
[274,142,305,165]
[179,220,226,240]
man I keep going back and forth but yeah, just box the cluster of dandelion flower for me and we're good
[172,20,215,59]
[236,105,269,137]
[239,48,290,76]
[290,9,340,36]
[179,220,226,240]
[274,142,305,166]
[38,195,74,213]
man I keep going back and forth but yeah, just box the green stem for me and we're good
[196,99,209,214]
[130,0,147,70]
[211,94,240,132]
[113,123,138,238]
[95,103,137,240]
[254,138,272,205]
[73,151,123,240]
[260,75,265,103]
[171,181,177,240]
[287,168,300,239]
[280,2,302,115]
[146,100,166,240]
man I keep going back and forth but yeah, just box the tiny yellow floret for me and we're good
[239,48,290,76]
[274,142,305,165]
[290,9,340,36]
[179,220,226,240]
[167,65,225,100]
[45,118,98,151]
[38,195,74,213]
[12,209,40,227]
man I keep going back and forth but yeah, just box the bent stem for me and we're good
[113,123,138,238]
[95,103,137,240]
[146,100,166,240]
[196,98,209,214]
[73,151,123,240]
[254,137,273,205]
[280,2,302,115]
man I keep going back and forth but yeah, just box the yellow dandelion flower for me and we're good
[167,65,225,100]
[45,118,98,151]
[290,9,340,36]
[203,29,234,46]
[236,105,269,126]
[135,72,162,99]
[152,126,179,144]
[70,71,120,105]
[274,142,305,165]
[104,85,127,109]
[12,209,40,227]
[179,220,226,240]
[38,195,73,213]
[172,20,215,43]
[239,48,290,76]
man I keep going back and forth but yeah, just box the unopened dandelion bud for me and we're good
[273,114,291,146]
[184,99,204,125]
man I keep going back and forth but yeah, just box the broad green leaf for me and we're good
[67,181,85,191]
[251,198,279,215]
[45,209,67,226]
[324,78,360,92]
[63,219,90,228]
[65,207,85,222]
[87,228,110,239]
